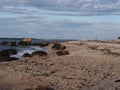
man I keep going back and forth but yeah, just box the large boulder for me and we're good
[52,43,66,50]
[22,38,32,43]
[0,49,18,62]
[0,49,17,57]
[56,50,69,56]
[31,51,47,58]
[18,38,32,46]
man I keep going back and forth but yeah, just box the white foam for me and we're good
[10,46,46,58]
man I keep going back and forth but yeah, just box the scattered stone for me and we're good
[56,50,69,56]
[52,43,66,50]
[41,72,49,77]
[35,85,54,90]
[115,79,120,83]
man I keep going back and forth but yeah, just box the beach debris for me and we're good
[31,51,47,58]
[52,43,66,50]
[56,50,69,56]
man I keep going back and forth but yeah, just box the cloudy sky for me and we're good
[0,0,120,40]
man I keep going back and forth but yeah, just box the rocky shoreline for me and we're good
[0,40,120,90]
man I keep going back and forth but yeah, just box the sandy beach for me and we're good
[0,40,120,90]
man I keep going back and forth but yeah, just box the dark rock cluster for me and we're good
[52,43,69,56]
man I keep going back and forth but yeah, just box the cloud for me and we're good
[0,16,120,39]
[0,0,120,16]
[0,0,120,40]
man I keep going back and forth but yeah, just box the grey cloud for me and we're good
[0,0,120,16]
[21,0,120,16]
[0,16,120,39]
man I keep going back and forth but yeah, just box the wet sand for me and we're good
[0,40,120,90]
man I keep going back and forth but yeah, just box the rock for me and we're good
[0,41,9,45]
[22,53,31,57]
[0,57,18,62]
[0,49,17,58]
[7,49,17,55]
[24,85,54,90]
[32,43,40,46]
[24,88,33,90]
[52,43,66,50]
[18,41,30,46]
[56,50,69,56]
[35,85,54,90]
[39,42,49,47]
[115,79,120,83]
[32,42,49,47]
[9,42,17,46]
[0,50,9,57]
[18,38,32,46]
[22,38,32,43]
[31,51,47,58]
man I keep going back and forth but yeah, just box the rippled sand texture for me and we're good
[0,40,120,90]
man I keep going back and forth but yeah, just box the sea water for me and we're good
[0,45,46,59]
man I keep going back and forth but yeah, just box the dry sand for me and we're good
[0,40,120,90]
